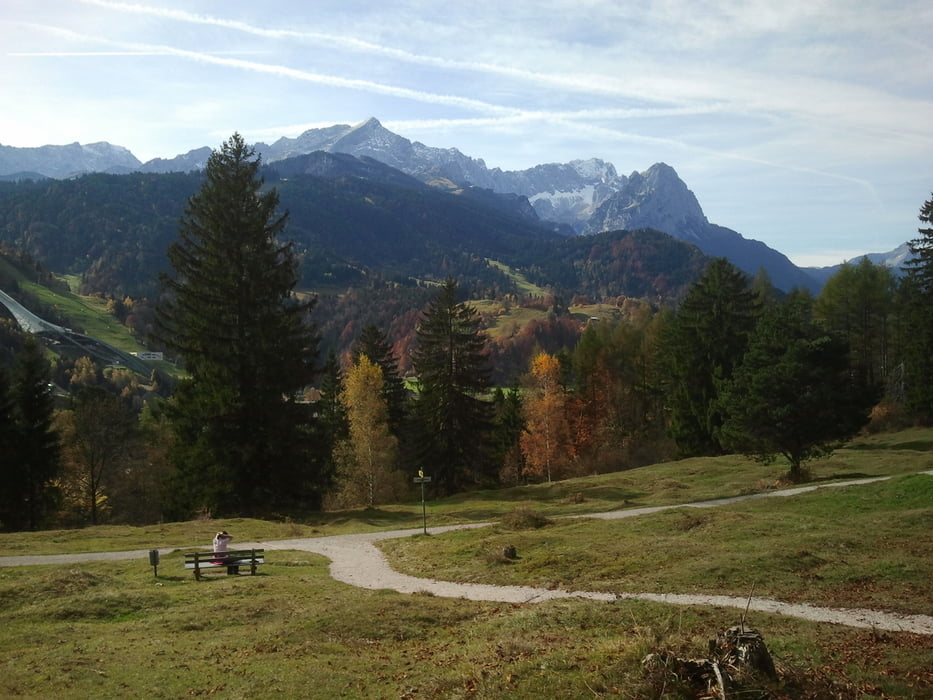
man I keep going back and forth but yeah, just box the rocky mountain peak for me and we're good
[0,141,141,179]
[569,158,619,183]
[585,163,708,240]
[329,117,416,167]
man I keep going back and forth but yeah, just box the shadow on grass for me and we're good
[311,508,420,527]
[439,483,646,506]
[428,509,502,523]
[847,440,933,451]
[810,472,874,483]
[575,486,647,503]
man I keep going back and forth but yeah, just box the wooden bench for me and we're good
[184,549,264,580]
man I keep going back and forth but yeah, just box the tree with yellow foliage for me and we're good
[520,352,571,482]
[335,355,401,507]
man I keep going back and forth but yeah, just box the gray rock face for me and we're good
[584,163,708,241]
[139,147,212,174]
[254,119,628,230]
[0,141,141,179]
[585,163,820,291]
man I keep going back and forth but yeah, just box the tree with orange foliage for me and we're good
[520,352,571,482]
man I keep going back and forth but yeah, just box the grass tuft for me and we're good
[499,507,552,530]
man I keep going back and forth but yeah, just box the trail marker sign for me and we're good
[413,472,432,533]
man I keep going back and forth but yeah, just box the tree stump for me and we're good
[642,625,778,698]
[714,626,777,681]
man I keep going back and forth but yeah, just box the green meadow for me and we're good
[1,428,931,698]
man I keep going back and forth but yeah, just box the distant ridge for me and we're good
[0,120,910,291]
[0,141,140,179]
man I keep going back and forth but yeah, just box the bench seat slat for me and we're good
[183,557,264,569]
[183,549,265,578]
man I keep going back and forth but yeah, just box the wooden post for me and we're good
[414,473,431,534]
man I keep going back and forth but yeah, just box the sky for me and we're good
[2,0,932,267]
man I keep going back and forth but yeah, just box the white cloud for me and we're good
[2,0,930,261]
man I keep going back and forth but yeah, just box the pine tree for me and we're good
[0,366,19,529]
[155,134,323,516]
[409,279,494,494]
[905,194,933,294]
[901,193,933,418]
[814,257,896,389]
[1,337,60,530]
[720,293,875,481]
[663,258,760,455]
[353,324,408,436]
[491,386,525,486]
[317,349,347,438]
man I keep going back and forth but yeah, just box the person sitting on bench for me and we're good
[212,531,238,574]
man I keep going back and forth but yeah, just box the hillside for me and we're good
[3,119,902,292]
[0,251,169,376]
[0,153,711,376]
[0,152,707,300]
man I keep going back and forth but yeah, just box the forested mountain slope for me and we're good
[0,153,706,303]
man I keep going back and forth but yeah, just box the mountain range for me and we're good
[0,118,909,291]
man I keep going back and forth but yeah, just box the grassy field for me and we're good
[486,260,548,297]
[382,473,933,615]
[14,274,148,355]
[0,428,931,697]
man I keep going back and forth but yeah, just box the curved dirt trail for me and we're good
[3,474,932,635]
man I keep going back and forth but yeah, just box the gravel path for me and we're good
[3,473,932,635]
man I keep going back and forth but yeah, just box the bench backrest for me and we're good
[184,549,265,565]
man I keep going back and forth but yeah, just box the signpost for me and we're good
[413,470,431,535]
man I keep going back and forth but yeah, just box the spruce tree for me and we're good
[353,324,408,436]
[814,257,896,389]
[902,193,933,418]
[156,134,323,516]
[663,258,760,455]
[315,349,347,486]
[1,337,60,530]
[491,386,525,485]
[409,279,493,494]
[0,366,19,529]
[720,293,875,481]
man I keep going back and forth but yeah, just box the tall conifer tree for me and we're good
[663,258,759,455]
[720,293,874,481]
[410,279,493,494]
[0,366,19,529]
[156,134,323,516]
[902,193,933,417]
[353,324,408,436]
[0,337,60,530]
[814,257,896,389]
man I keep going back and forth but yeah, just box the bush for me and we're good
[499,507,551,530]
